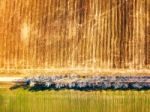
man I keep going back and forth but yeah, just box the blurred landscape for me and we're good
[0,0,149,77]
[0,0,150,112]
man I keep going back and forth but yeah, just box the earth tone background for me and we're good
[0,0,149,76]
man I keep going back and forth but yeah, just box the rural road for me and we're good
[0,77,22,82]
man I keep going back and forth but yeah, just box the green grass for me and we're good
[0,89,150,112]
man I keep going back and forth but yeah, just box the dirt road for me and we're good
[0,77,22,82]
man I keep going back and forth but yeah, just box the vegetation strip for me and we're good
[12,75,150,90]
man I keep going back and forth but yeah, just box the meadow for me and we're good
[0,88,150,112]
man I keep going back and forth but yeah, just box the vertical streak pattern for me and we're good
[0,0,149,71]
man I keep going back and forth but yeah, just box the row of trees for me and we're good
[15,75,150,90]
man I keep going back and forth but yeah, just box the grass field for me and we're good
[0,88,150,112]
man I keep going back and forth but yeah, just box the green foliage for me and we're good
[0,89,150,112]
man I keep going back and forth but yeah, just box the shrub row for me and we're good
[18,75,150,90]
